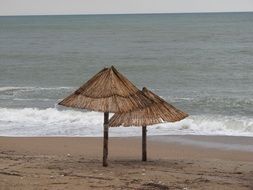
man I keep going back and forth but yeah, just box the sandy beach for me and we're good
[0,135,252,190]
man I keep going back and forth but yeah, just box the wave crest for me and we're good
[0,108,252,137]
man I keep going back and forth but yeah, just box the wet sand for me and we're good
[0,136,253,190]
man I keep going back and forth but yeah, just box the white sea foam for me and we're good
[0,87,30,92]
[0,108,252,137]
[0,86,73,92]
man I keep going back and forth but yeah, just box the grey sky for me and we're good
[1,0,253,16]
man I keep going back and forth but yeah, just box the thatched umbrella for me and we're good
[109,87,188,161]
[59,66,152,166]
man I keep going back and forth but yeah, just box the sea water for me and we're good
[0,13,252,136]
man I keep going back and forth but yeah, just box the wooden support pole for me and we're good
[142,126,147,161]
[103,112,109,167]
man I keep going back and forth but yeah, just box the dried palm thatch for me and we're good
[59,66,153,113]
[109,87,188,127]
[58,66,153,167]
[109,87,188,162]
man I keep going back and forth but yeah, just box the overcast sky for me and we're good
[1,0,253,16]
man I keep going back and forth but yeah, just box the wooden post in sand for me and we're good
[103,112,109,167]
[142,126,147,161]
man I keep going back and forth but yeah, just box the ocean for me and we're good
[0,12,252,137]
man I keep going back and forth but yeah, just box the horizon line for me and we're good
[0,10,252,17]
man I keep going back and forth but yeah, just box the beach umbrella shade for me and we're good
[109,87,188,161]
[58,66,152,166]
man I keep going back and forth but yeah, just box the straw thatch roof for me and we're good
[109,87,188,127]
[59,66,153,113]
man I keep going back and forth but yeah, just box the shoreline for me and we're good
[1,135,253,162]
[1,134,253,152]
[149,135,253,152]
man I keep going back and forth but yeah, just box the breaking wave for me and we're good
[0,107,252,137]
